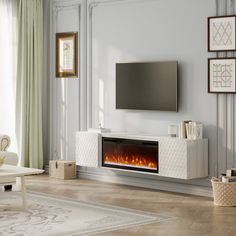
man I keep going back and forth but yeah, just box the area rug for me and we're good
[0,191,174,236]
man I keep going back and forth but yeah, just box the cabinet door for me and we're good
[159,139,187,179]
[76,132,101,167]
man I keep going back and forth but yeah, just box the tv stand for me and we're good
[76,132,208,180]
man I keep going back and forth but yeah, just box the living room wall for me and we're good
[89,0,216,176]
[47,0,236,196]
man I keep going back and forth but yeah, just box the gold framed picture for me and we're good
[56,32,78,78]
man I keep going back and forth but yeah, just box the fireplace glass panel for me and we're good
[102,137,158,173]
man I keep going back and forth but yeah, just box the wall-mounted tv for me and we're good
[116,61,178,111]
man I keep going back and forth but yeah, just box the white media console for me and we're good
[76,131,208,180]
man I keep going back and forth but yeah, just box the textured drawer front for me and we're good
[159,139,187,179]
[76,132,101,167]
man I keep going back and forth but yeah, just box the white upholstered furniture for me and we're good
[0,135,19,186]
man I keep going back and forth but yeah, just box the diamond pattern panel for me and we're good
[213,21,233,46]
[159,138,187,179]
[76,132,101,167]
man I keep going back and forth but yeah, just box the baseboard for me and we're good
[78,167,213,198]
[44,165,49,174]
[44,164,212,197]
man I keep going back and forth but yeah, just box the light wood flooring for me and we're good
[25,175,236,236]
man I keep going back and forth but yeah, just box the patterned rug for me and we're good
[0,191,174,236]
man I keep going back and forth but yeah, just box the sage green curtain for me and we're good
[16,0,43,168]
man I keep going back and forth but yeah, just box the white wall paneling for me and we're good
[49,0,87,161]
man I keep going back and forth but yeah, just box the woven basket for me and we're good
[211,179,236,206]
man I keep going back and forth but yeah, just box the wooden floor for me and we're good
[26,175,236,236]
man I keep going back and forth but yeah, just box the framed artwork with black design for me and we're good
[208,58,236,93]
[208,15,236,52]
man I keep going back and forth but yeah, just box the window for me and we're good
[0,0,18,152]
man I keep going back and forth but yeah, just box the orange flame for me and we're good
[104,154,157,169]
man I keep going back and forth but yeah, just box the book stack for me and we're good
[220,169,236,183]
[178,121,203,139]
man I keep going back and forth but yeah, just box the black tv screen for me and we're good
[116,61,178,111]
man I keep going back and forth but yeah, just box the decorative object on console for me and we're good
[56,32,78,78]
[179,120,203,139]
[208,58,236,93]
[49,160,76,179]
[193,122,203,139]
[168,125,177,137]
[179,121,187,138]
[186,122,203,140]
[208,15,236,52]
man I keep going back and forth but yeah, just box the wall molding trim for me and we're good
[50,0,82,161]
[87,0,154,128]
[53,4,80,15]
[88,0,154,10]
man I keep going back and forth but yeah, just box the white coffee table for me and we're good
[0,165,44,210]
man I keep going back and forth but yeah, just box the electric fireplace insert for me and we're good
[102,137,159,173]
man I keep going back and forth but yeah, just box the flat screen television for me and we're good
[116,61,178,111]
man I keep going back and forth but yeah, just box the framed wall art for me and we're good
[56,32,78,78]
[208,58,236,93]
[208,15,236,52]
